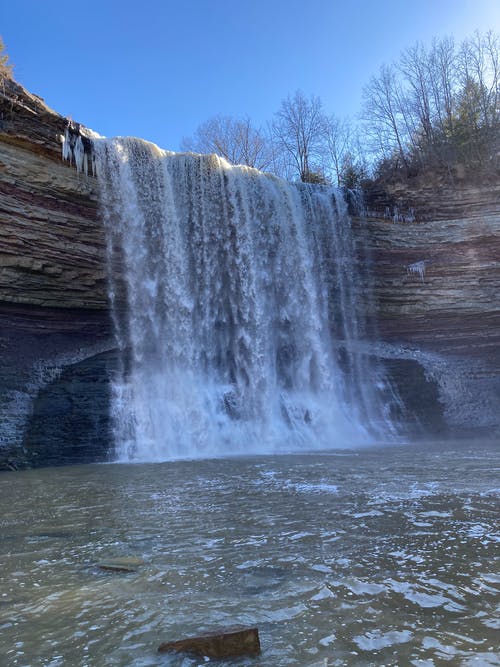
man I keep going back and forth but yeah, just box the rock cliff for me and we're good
[0,78,115,469]
[1,78,499,468]
[358,183,500,435]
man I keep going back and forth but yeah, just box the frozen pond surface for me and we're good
[0,441,499,666]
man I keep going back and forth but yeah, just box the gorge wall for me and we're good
[0,79,115,469]
[359,182,500,435]
[1,78,499,468]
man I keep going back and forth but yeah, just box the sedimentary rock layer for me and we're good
[0,82,106,309]
[0,78,114,468]
[359,189,500,363]
[358,184,500,433]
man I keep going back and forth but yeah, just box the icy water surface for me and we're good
[0,441,499,666]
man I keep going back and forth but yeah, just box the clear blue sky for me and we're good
[1,0,499,151]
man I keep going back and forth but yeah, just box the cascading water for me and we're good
[95,137,388,461]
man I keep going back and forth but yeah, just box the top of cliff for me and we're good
[0,75,69,159]
[1,73,498,226]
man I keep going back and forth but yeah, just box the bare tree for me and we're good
[428,36,458,138]
[361,63,411,169]
[363,30,499,180]
[181,115,272,171]
[399,42,436,150]
[459,30,499,130]
[324,115,351,186]
[271,90,328,182]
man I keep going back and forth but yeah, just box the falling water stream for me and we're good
[94,138,389,461]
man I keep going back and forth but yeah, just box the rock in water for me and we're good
[158,626,261,658]
[96,557,144,572]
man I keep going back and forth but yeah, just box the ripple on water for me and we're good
[0,444,499,666]
[353,629,414,651]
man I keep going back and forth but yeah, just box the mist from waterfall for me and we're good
[95,137,389,461]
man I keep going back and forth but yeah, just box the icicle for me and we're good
[73,135,85,173]
[92,153,98,177]
[61,127,72,162]
[60,122,100,176]
[407,260,427,282]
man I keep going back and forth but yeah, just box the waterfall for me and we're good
[95,137,388,461]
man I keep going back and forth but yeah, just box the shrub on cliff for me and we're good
[0,36,13,80]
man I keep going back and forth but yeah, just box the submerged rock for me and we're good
[96,556,144,573]
[158,626,261,658]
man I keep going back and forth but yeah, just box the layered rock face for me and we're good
[0,77,498,468]
[359,183,500,435]
[0,78,115,469]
